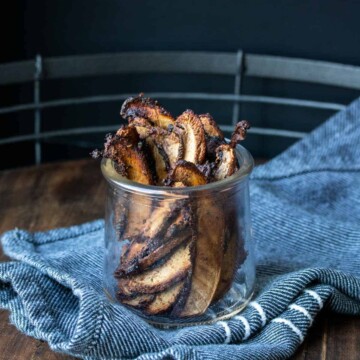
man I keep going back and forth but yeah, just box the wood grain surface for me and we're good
[0,159,359,360]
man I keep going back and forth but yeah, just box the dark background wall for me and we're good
[1,0,360,169]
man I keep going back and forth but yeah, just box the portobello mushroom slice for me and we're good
[128,117,154,139]
[169,160,207,187]
[175,110,206,164]
[179,198,225,317]
[103,129,155,238]
[199,113,224,139]
[117,241,193,296]
[212,231,238,302]
[129,120,183,176]
[118,293,155,309]
[121,95,175,129]
[229,120,251,148]
[121,194,153,240]
[143,281,185,315]
[213,144,238,181]
[153,131,184,170]
[118,201,183,274]
[142,200,183,239]
[135,208,193,272]
[144,136,170,184]
[103,128,154,185]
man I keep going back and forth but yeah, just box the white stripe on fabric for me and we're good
[233,315,251,340]
[217,321,231,344]
[272,318,304,342]
[289,304,313,324]
[305,289,324,309]
[250,301,267,326]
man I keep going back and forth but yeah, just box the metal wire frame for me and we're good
[1,51,359,164]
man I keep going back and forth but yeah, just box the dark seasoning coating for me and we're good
[93,94,251,317]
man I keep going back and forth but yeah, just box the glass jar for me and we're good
[101,144,255,327]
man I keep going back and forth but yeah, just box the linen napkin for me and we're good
[1,98,360,360]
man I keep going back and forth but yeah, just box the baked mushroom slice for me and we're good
[212,231,238,302]
[144,136,170,184]
[118,293,155,309]
[143,281,186,315]
[134,208,193,272]
[199,113,224,139]
[117,241,193,296]
[128,120,183,177]
[229,120,251,148]
[121,194,153,240]
[128,117,154,139]
[199,113,225,161]
[175,110,206,164]
[142,200,183,239]
[179,198,225,317]
[103,128,154,185]
[169,160,207,187]
[103,129,155,238]
[153,130,184,170]
[121,95,175,129]
[213,144,238,181]
[118,201,183,274]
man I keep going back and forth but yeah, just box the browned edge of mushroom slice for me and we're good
[143,281,186,315]
[120,194,153,240]
[117,202,185,275]
[199,113,226,163]
[117,293,155,309]
[116,241,193,296]
[229,120,251,148]
[121,94,175,129]
[168,160,207,187]
[175,110,206,164]
[128,117,154,139]
[212,230,238,302]
[152,130,184,170]
[103,127,155,185]
[135,208,193,273]
[213,144,238,181]
[144,136,170,185]
[179,198,225,317]
[199,113,224,138]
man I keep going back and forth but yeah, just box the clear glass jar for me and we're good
[101,144,255,327]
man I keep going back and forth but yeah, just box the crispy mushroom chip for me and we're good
[169,160,207,187]
[175,110,206,164]
[199,113,224,138]
[213,144,238,181]
[117,241,193,296]
[121,95,175,129]
[103,127,154,185]
[179,197,225,317]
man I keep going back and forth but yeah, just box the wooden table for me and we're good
[0,159,359,360]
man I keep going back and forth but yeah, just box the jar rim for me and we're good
[101,143,254,195]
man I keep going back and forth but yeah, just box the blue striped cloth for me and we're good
[1,98,360,360]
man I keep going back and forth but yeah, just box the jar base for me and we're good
[104,286,254,329]
[144,291,254,329]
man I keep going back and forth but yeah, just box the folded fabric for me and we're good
[1,98,360,360]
